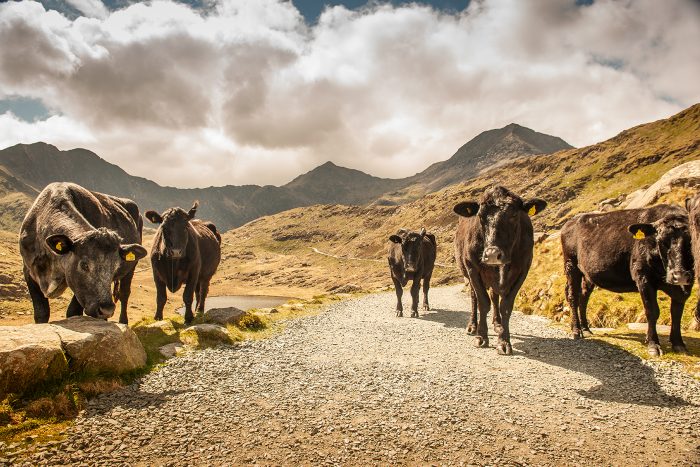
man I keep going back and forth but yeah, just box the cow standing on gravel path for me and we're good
[145,202,221,324]
[453,186,547,355]
[388,228,436,317]
[561,205,693,357]
[19,182,147,324]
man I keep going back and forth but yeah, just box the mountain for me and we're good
[0,123,571,232]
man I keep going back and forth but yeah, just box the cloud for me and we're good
[0,0,698,188]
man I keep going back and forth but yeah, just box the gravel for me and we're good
[13,286,700,465]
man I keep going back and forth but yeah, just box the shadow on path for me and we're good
[418,309,470,329]
[513,333,691,408]
[83,381,188,418]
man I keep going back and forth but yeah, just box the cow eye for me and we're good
[80,261,89,272]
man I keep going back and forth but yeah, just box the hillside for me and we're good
[0,123,569,231]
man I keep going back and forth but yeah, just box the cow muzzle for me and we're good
[96,301,115,319]
[482,246,507,266]
[667,271,692,286]
[167,248,184,259]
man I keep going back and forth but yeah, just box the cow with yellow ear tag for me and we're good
[561,205,693,357]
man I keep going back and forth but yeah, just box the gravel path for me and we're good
[19,286,700,465]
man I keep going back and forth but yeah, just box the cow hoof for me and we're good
[647,344,663,357]
[497,342,513,356]
[582,329,593,337]
[396,310,403,317]
[154,313,164,321]
[474,336,489,348]
[411,311,419,318]
[672,344,689,354]
[423,304,430,311]
[466,324,477,335]
[571,330,583,340]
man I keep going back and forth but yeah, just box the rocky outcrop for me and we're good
[625,160,700,208]
[202,307,246,326]
[0,317,147,396]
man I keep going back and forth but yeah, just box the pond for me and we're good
[175,295,293,315]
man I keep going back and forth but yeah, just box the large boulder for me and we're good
[51,317,147,375]
[180,324,234,347]
[625,160,700,209]
[203,307,245,326]
[0,325,68,397]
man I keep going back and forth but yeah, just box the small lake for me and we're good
[175,295,293,315]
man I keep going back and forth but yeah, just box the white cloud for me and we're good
[0,0,698,188]
[65,0,109,19]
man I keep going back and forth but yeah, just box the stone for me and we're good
[625,160,700,208]
[179,324,234,347]
[140,320,178,336]
[0,324,68,396]
[202,307,246,326]
[159,343,186,359]
[51,316,147,375]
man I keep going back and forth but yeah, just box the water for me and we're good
[175,295,293,315]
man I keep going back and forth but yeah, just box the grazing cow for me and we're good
[145,202,221,324]
[19,182,147,324]
[686,194,700,330]
[561,205,693,356]
[387,228,437,317]
[453,186,547,355]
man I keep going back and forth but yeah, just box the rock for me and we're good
[159,343,186,359]
[179,324,234,347]
[140,320,178,337]
[533,232,549,244]
[329,284,363,294]
[203,307,246,326]
[0,325,68,396]
[51,316,147,375]
[625,160,700,208]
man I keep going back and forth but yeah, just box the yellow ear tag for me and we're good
[634,229,645,240]
[528,206,537,216]
[125,252,136,262]
[55,241,63,252]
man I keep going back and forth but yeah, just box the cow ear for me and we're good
[523,199,547,216]
[46,234,72,255]
[389,235,403,244]
[628,223,656,240]
[453,202,479,217]
[188,201,199,220]
[145,211,163,224]
[120,244,148,262]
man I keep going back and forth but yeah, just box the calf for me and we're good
[454,186,547,355]
[561,205,693,356]
[19,182,147,324]
[686,194,700,330]
[388,228,437,317]
[145,202,221,324]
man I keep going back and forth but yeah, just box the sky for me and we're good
[0,0,698,188]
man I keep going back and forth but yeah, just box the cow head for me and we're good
[629,214,693,286]
[45,227,147,319]
[389,228,426,275]
[145,202,198,259]
[454,186,546,266]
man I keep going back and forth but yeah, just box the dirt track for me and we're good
[19,286,700,465]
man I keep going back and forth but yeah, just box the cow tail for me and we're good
[113,280,120,304]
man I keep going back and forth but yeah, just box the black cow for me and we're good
[388,228,437,317]
[19,182,147,324]
[454,186,547,355]
[561,204,693,356]
[686,194,700,330]
[145,202,221,324]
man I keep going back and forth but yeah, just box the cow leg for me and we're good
[496,293,517,356]
[154,277,167,321]
[196,279,211,314]
[467,282,478,335]
[469,271,491,348]
[24,267,50,323]
[195,282,202,313]
[410,278,421,318]
[392,276,404,317]
[693,291,700,331]
[490,289,501,332]
[579,279,595,337]
[66,295,84,318]
[183,278,197,325]
[564,259,584,339]
[422,272,432,311]
[117,271,135,325]
[637,282,662,357]
[665,286,689,354]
